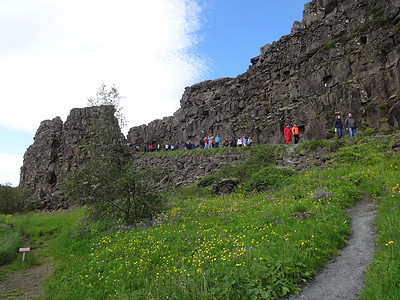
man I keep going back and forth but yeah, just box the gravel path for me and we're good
[0,262,53,300]
[288,194,377,300]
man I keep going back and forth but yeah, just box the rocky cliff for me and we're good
[127,0,400,147]
[20,106,125,209]
[20,0,400,209]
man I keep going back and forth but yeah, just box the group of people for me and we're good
[131,113,359,151]
[284,113,358,145]
[283,124,300,145]
[199,135,252,149]
[334,113,357,139]
[128,134,253,153]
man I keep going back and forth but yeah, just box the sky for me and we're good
[0,0,309,186]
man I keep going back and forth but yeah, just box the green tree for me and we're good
[63,106,164,225]
[0,184,30,214]
[87,81,127,128]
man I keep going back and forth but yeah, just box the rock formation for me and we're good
[20,0,400,209]
[127,0,400,147]
[131,150,250,190]
[20,106,125,209]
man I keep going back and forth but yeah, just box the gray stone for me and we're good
[212,178,239,195]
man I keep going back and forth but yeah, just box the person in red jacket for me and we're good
[284,125,292,145]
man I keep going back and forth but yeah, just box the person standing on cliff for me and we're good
[208,136,214,149]
[292,124,300,144]
[214,134,221,148]
[334,115,343,139]
[284,125,292,145]
[344,113,357,138]
[199,138,205,149]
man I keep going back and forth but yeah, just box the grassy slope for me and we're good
[1,134,400,299]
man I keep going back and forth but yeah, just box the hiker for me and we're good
[229,137,236,147]
[344,113,357,138]
[242,135,247,146]
[334,115,343,139]
[237,137,243,147]
[284,125,292,145]
[199,138,205,149]
[214,134,221,148]
[208,136,214,149]
[292,124,300,144]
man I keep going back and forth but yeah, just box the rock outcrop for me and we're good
[127,0,400,147]
[20,106,125,209]
[131,149,250,190]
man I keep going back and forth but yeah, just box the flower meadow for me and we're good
[2,135,400,299]
[44,161,368,299]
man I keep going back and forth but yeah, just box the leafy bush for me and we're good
[195,145,278,188]
[240,166,297,192]
[196,174,217,187]
[0,228,22,266]
[363,127,377,135]
[62,106,165,225]
[0,185,29,214]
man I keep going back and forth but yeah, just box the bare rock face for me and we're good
[20,106,125,210]
[127,0,400,147]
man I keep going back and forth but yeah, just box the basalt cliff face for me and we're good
[127,0,400,147]
[20,106,125,209]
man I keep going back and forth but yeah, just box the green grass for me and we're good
[2,134,400,299]
[196,145,278,187]
[43,175,355,299]
[0,209,85,277]
[0,214,22,267]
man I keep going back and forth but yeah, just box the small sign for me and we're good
[19,248,30,263]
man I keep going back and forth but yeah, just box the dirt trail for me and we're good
[288,194,377,300]
[0,262,53,300]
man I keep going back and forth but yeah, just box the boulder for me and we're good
[212,178,240,195]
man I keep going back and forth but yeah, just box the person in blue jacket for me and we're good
[334,115,343,139]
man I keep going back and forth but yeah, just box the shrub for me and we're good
[196,174,217,187]
[0,185,29,214]
[0,230,22,266]
[240,166,297,192]
[363,127,377,135]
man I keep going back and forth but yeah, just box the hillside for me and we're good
[2,134,400,299]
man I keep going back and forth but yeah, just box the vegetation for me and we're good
[1,134,400,299]
[0,184,30,215]
[196,145,278,187]
[63,106,164,226]
[87,82,127,128]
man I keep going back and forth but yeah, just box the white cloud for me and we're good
[0,153,22,186]
[0,0,208,134]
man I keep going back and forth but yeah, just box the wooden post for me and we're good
[19,248,30,263]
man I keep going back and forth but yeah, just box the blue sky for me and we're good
[0,0,309,186]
